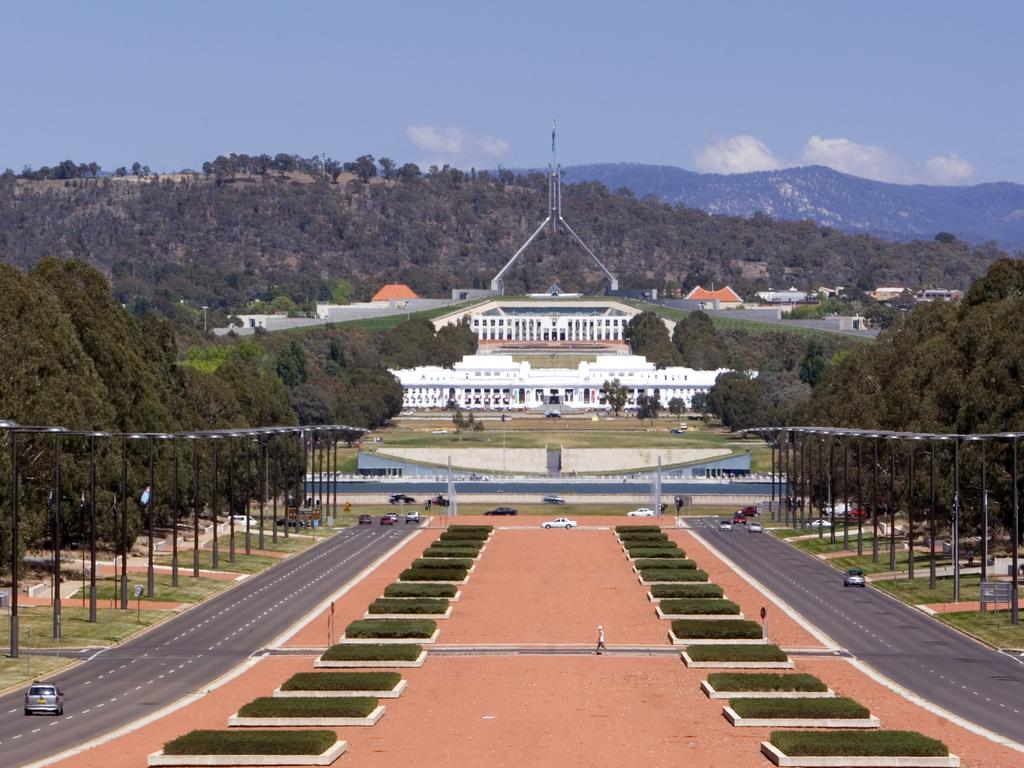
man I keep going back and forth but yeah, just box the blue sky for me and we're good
[2,0,1021,184]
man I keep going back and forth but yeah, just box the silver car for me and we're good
[748,521,764,533]
[25,682,64,716]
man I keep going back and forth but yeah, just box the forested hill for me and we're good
[563,163,1024,248]
[0,166,1004,318]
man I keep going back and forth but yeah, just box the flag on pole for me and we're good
[552,120,556,153]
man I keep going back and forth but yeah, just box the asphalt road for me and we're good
[0,524,416,767]
[689,517,1024,745]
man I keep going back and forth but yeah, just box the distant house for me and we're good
[756,287,814,305]
[372,283,418,302]
[915,289,964,302]
[683,285,744,310]
[870,287,908,302]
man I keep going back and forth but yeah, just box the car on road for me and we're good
[276,518,307,528]
[732,513,747,525]
[718,519,733,531]
[24,682,63,716]
[627,508,656,517]
[428,494,450,508]
[748,521,764,533]
[358,514,373,525]
[737,505,759,518]
[670,427,687,434]
[388,493,416,505]
[484,506,518,516]
[543,494,566,504]
[404,511,422,524]
[380,513,398,525]
[806,518,832,529]
[843,567,866,587]
[542,517,578,529]
[230,514,258,528]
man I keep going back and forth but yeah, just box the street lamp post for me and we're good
[953,436,961,603]
[907,438,916,580]
[856,438,864,557]
[929,438,938,590]
[228,435,236,563]
[120,434,129,609]
[888,436,897,573]
[212,437,220,570]
[872,436,880,564]
[171,437,179,588]
[52,432,62,639]
[1010,435,1019,625]
[5,421,21,657]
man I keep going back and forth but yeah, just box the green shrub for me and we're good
[439,529,491,541]
[618,533,668,543]
[627,547,686,559]
[615,525,661,533]
[411,557,474,570]
[635,558,696,570]
[345,619,436,638]
[281,672,401,692]
[672,619,762,639]
[770,731,948,757]
[686,645,787,662]
[624,539,678,548]
[399,567,467,581]
[706,673,826,693]
[368,598,449,615]
[421,548,479,558]
[448,525,493,533]
[651,583,724,599]
[383,583,457,598]
[641,568,708,582]
[733,697,868,719]
[163,731,336,756]
[322,643,423,661]
[660,598,740,615]
[425,539,483,550]
[238,696,378,718]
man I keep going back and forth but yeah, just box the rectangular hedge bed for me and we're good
[703,673,831,699]
[763,731,957,768]
[683,644,793,669]
[726,697,878,728]
[345,619,437,639]
[367,598,450,615]
[623,539,678,548]
[316,643,426,668]
[421,548,480,559]
[277,672,405,698]
[429,538,484,548]
[640,569,708,583]
[229,696,384,727]
[619,534,668,543]
[150,730,344,766]
[628,548,687,559]
[399,567,467,582]
[615,525,662,533]
[411,557,475,570]
[634,558,697,570]
[384,583,458,599]
[658,598,740,617]
[650,583,724,600]
[670,619,764,645]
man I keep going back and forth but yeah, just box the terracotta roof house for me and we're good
[372,283,418,302]
[683,286,744,309]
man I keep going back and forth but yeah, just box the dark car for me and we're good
[484,507,518,516]
[388,493,416,505]
[542,495,566,504]
[275,518,306,528]
[358,514,373,525]
[380,513,398,525]
[429,494,450,508]
[24,682,63,716]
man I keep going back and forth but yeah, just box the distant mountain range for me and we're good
[561,163,1024,249]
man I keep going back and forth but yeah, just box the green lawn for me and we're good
[792,532,878,555]
[827,548,936,576]
[874,574,983,605]
[938,610,1024,650]
[0,655,78,694]
[85,572,230,603]
[2,605,172,650]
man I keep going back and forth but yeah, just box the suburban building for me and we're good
[683,286,744,309]
[870,287,909,302]
[389,354,730,410]
[372,283,418,302]
[756,288,816,304]
[915,289,964,302]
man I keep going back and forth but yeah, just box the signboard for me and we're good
[980,581,1012,607]
[133,584,144,598]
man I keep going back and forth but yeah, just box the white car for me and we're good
[627,508,656,517]
[806,518,832,529]
[718,519,733,531]
[231,514,258,528]
[542,517,578,529]
[748,521,764,533]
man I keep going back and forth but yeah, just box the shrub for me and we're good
[706,673,826,693]
[238,696,378,718]
[281,672,401,692]
[368,598,450,614]
[384,583,457,598]
[641,568,708,582]
[627,547,686,558]
[399,567,467,581]
[439,529,490,541]
[686,645,787,662]
[634,558,697,570]
[411,557,474,570]
[163,731,336,756]
[425,539,483,550]
[345,619,436,638]
[660,598,740,615]
[447,525,493,533]
[421,548,479,558]
[618,533,668,543]
[770,731,948,757]
[651,583,724,599]
[623,538,677,548]
[672,619,762,639]
[732,697,869,719]
[322,643,423,661]
[615,525,661,533]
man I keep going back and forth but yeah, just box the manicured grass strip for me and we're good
[770,731,949,757]
[239,696,378,718]
[322,643,423,661]
[651,583,724,599]
[642,568,708,582]
[399,567,467,581]
[281,672,401,692]
[661,598,740,615]
[672,619,762,639]
[687,645,787,662]
[707,673,827,693]
[345,619,436,638]
[368,598,450,615]
[163,730,336,756]
[615,525,661,533]
[732,697,868,719]
[384,583,457,598]
[411,557,475,570]
[635,558,697,570]
[627,547,686,558]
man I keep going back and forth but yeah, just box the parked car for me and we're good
[670,427,687,434]
[404,511,422,524]
[388,493,416,505]
[843,567,866,587]
[542,517,578,529]
[380,513,398,525]
[358,514,373,525]
[230,514,258,528]
[806,518,832,529]
[484,506,518,516]
[543,495,566,504]
[747,521,764,533]
[276,518,306,528]
[24,682,63,716]
[718,519,733,531]
[627,508,656,517]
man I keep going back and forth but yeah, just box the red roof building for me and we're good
[683,285,743,308]
[372,283,418,302]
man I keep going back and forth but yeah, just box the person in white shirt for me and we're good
[596,625,606,655]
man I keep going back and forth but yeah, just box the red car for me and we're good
[738,506,759,517]
[732,512,747,525]
[380,513,398,525]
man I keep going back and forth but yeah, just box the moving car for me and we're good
[806,518,832,529]
[737,505,759,517]
[276,518,307,528]
[748,521,764,533]
[718,519,733,531]
[670,427,687,434]
[627,508,656,517]
[484,506,518,516]
[404,511,422,524]
[542,517,578,529]
[230,514,258,528]
[389,493,416,505]
[380,513,398,525]
[543,495,566,504]
[843,567,866,587]
[732,513,747,525]
[358,514,373,525]
[24,682,63,716]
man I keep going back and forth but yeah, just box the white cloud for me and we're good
[404,125,511,169]
[800,135,911,183]
[925,152,975,184]
[694,134,781,174]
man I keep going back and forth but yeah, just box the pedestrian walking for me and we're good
[595,624,606,655]
[967,548,975,568]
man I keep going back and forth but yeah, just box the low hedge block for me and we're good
[411,557,475,570]
[623,539,678,549]
[635,558,697,570]
[660,599,740,616]
[732,697,869,720]
[650,583,724,599]
[618,533,668,543]
[671,619,762,639]
[345,619,436,639]
[769,730,951,757]
[615,525,661,533]
[399,567,467,581]
[447,525,493,533]
[281,672,401,692]
[367,598,450,615]
[421,548,479,559]
[628,548,687,559]
[161,730,337,756]
[384,583,457,598]
[426,539,483,550]
[322,643,423,662]
[641,569,708,583]
[688,644,788,662]
[706,673,827,693]
[238,697,378,719]
[439,530,491,541]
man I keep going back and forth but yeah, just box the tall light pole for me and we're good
[202,305,209,333]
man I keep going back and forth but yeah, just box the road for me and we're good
[0,525,416,767]
[322,479,774,496]
[689,518,1024,745]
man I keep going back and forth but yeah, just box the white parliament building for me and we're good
[390,354,730,411]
